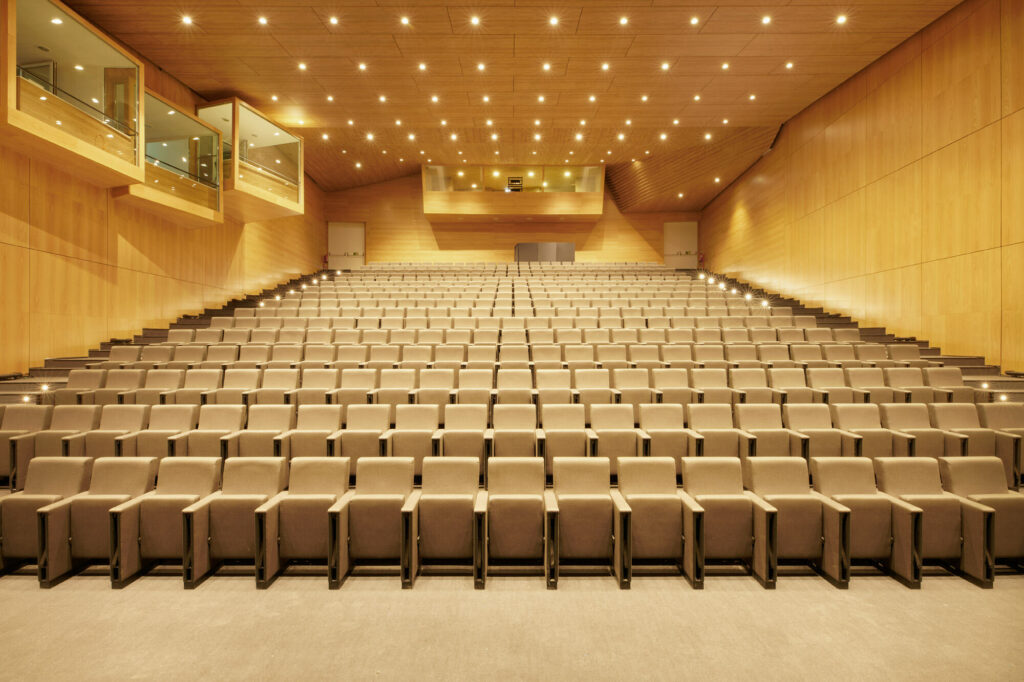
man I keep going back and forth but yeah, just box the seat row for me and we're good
[210,314,811,329]
[1,454,1020,590]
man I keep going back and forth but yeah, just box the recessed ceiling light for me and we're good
[298,62,307,70]
[327,95,334,102]
[722,63,729,70]
[620,17,628,25]
[358,63,367,71]
[379,95,386,102]
[607,150,612,155]
[482,95,490,102]
[419,63,427,71]
[673,119,679,125]
[491,133,498,140]
[91,98,99,104]
[400,16,409,25]
[394,119,401,125]
[381,150,387,154]
[431,95,438,102]
[329,16,338,25]
[678,193,684,198]
[749,94,756,100]
[458,151,462,155]
[366,133,374,141]
[602,63,610,71]
[617,133,625,140]
[714,177,721,183]
[836,15,847,24]
[694,94,701,101]
[420,150,425,154]
[441,119,447,125]
[73,64,84,71]
[321,133,328,140]
[786,62,794,69]
[178,16,189,25]
[690,17,698,25]
[348,119,354,125]
[575,133,583,141]
[355,162,362,168]
[549,17,559,26]
[661,62,670,70]
[641,95,648,102]
[477,63,485,71]
[704,133,712,140]
[532,151,537,155]
[271,95,278,101]
[168,110,175,116]
[408,133,415,140]
[470,16,480,26]
[538,95,545,102]
[534,133,541,140]
[660,133,667,140]
[625,119,632,125]
[722,118,729,124]
[579,119,586,126]
[762,16,771,25]
[589,95,596,102]
[645,150,650,155]
[450,133,457,140]
[494,150,500,155]
[486,119,493,126]
[258,16,268,25]
[542,62,551,71]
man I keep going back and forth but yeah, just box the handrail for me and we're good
[145,155,219,189]
[236,155,299,187]
[16,67,136,137]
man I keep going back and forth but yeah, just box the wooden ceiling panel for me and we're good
[65,1,958,208]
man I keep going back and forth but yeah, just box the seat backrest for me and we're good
[98,405,149,431]
[746,457,810,495]
[496,369,533,390]
[145,369,185,389]
[652,368,688,389]
[612,368,648,389]
[758,344,790,362]
[395,404,438,429]
[221,458,288,495]
[574,369,610,389]
[874,457,943,496]
[725,344,758,361]
[938,457,1009,496]
[107,346,141,362]
[730,368,768,389]
[238,345,270,362]
[296,405,343,430]
[830,403,881,429]
[618,458,677,496]
[289,458,350,496]
[535,369,570,389]
[301,368,340,389]
[105,369,146,389]
[806,368,845,388]
[686,403,734,429]
[50,405,102,430]
[247,405,295,431]
[458,369,493,389]
[0,405,52,431]
[563,344,594,361]
[782,404,833,430]
[65,369,106,390]
[680,458,743,495]
[421,457,479,494]
[821,344,855,361]
[341,369,377,389]
[692,344,725,362]
[661,344,693,361]
[854,344,886,360]
[184,369,223,389]
[418,369,454,389]
[844,368,884,388]
[262,369,299,389]
[810,458,878,496]
[223,369,261,389]
[923,367,964,388]
[355,457,415,495]
[541,404,585,429]
[884,367,924,388]
[22,457,93,497]
[88,457,157,496]
[887,344,922,361]
[379,369,417,390]
[486,459,544,497]
[690,368,728,389]
[590,404,634,429]
[978,403,1024,430]
[444,404,488,430]
[789,344,822,362]
[928,403,980,429]
[735,404,783,430]
[345,405,390,430]
[639,404,683,430]
[878,403,932,430]
[197,405,246,431]
[492,404,536,429]
[148,405,199,431]
[553,457,610,494]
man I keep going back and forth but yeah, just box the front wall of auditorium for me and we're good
[700,0,1024,373]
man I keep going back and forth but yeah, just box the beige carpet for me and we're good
[0,568,1021,681]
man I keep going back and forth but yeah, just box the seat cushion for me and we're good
[699,430,740,458]
[349,494,405,560]
[595,430,638,473]
[970,494,1024,558]
[288,431,331,458]
[488,494,544,560]
[340,431,382,461]
[544,430,587,459]
[237,431,279,457]
[694,494,753,560]
[902,494,962,559]
[749,430,792,457]
[188,431,226,458]
[493,431,536,458]
[442,431,485,460]
[140,494,200,559]
[801,429,844,459]
[556,494,612,560]
[419,494,474,560]
[137,431,177,459]
[625,493,682,560]
[210,495,269,559]
[1,495,61,558]
[853,429,894,459]
[833,494,892,559]
[763,495,823,560]
[70,494,131,559]
[279,494,335,559]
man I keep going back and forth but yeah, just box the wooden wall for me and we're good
[325,174,697,263]
[0,66,326,375]
[700,0,1024,372]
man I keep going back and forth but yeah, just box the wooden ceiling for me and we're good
[66,0,961,211]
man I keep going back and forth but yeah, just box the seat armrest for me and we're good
[812,491,851,586]
[183,491,221,588]
[585,429,598,456]
[932,388,954,402]
[678,490,705,588]
[114,432,139,458]
[255,491,289,514]
[958,496,995,587]
[220,430,246,459]
[431,429,444,456]
[875,492,923,587]
[787,430,810,459]
[638,429,652,456]
[473,491,488,515]
[682,428,704,457]
[401,490,423,588]
[168,430,195,457]
[736,430,757,456]
[328,491,356,588]
[543,489,559,514]
[610,489,632,588]
[890,430,914,457]
[118,390,138,404]
[379,429,397,456]
[61,432,89,458]
[744,491,778,588]
[834,429,863,457]
[535,429,546,459]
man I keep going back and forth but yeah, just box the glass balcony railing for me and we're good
[142,93,220,211]
[423,165,603,193]
[15,0,139,161]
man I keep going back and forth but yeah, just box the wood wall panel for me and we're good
[325,174,696,264]
[0,145,29,248]
[701,0,1021,372]
[0,242,30,373]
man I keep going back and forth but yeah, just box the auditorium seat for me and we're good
[381,405,441,475]
[115,405,198,459]
[222,405,296,458]
[196,345,238,370]
[690,368,742,404]
[928,404,1019,487]
[328,457,416,588]
[830,403,911,458]
[64,405,150,459]
[0,458,93,576]
[734,404,807,459]
[412,458,483,585]
[810,457,922,587]
[878,403,951,458]
[978,403,1024,445]
[612,369,657,422]
[331,369,377,412]
[79,369,146,406]
[170,405,246,457]
[844,368,904,404]
[246,368,300,405]
[534,369,573,407]
[782,404,859,458]
[494,369,535,404]
[616,457,685,584]
[887,344,939,368]
[255,458,350,588]
[440,405,489,474]
[884,368,949,404]
[539,404,594,475]
[286,368,340,406]
[729,368,782,404]
[337,405,391,471]
[117,369,185,405]
[490,404,540,458]
[161,345,207,370]
[51,370,105,405]
[745,457,849,586]
[679,458,776,588]
[478,457,549,588]
[590,404,644,476]
[203,369,261,405]
[10,405,101,490]
[874,457,993,587]
[183,457,288,588]
[684,404,749,459]
[37,457,157,587]
[89,345,141,369]
[806,368,866,404]
[923,368,991,403]
[0,405,53,483]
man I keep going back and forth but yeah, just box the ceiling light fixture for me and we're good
[673,119,679,125]
[258,16,268,25]
[365,133,374,140]
[749,94,756,100]
[694,94,701,101]
[358,63,366,71]
[659,133,666,140]
[271,95,278,101]
[74,64,83,71]
[538,95,545,102]
[575,133,583,141]
[321,133,328,140]
[326,95,334,102]
[678,193,684,198]
[491,133,498,140]
[704,133,712,140]
[620,17,628,25]
[419,62,426,71]
[431,95,438,102]
[534,119,541,126]
[714,177,721,183]
[837,15,847,24]
[470,16,480,26]
[450,133,457,140]
[379,95,386,102]
[482,95,490,102]
[661,62,670,71]
[543,62,551,71]
[486,119,493,126]
[617,133,625,140]
[722,63,729,70]
[400,16,409,25]
[534,133,541,140]
[329,16,338,25]
[602,63,610,71]
[589,95,596,102]
[549,17,559,26]
[690,17,698,25]
[477,62,485,71]
[762,16,771,25]
[786,62,794,69]
[298,62,307,70]
[179,16,190,25]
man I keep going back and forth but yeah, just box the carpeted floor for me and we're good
[0,566,1021,681]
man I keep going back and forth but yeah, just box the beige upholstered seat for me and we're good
[118,369,185,405]
[161,369,222,405]
[411,369,456,422]
[617,458,687,582]
[807,368,867,404]
[275,405,344,459]
[765,368,815,404]
[79,369,146,406]
[612,369,656,422]
[939,457,1024,568]
[286,368,340,406]
[169,405,246,457]
[534,369,573,407]
[734,404,807,458]
[683,404,749,459]
[490,404,540,459]
[222,405,296,458]
[51,370,105,405]
[10,405,101,490]
[331,369,377,411]
[0,405,53,481]
[494,369,535,404]
[63,405,151,459]
[573,369,616,421]
[479,457,550,588]
[0,458,93,575]
[328,457,416,588]
[745,457,849,586]
[929,403,1020,487]
[440,405,489,475]
[844,368,903,404]
[887,344,938,368]
[690,368,742,404]
[539,404,594,475]
[729,368,783,404]
[651,368,697,407]
[590,404,643,475]
[88,345,141,370]
[37,457,157,586]
[549,458,626,588]
[162,345,207,370]
[782,404,859,458]
[203,369,261,405]
[884,368,949,403]
[381,405,441,475]
[830,403,911,458]
[116,405,199,459]
[246,368,300,405]
[638,404,688,475]
[182,457,288,587]
[413,458,484,583]
[679,458,776,588]
[924,367,990,403]
[255,458,350,587]
[978,403,1024,444]
[874,457,993,586]
[879,403,952,458]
